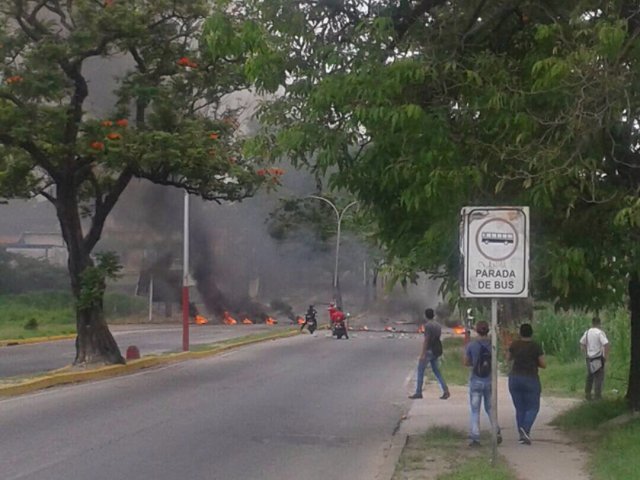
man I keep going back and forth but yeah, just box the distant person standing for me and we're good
[507,323,546,445]
[464,320,501,447]
[409,308,449,400]
[579,317,610,401]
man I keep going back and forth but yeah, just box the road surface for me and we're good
[0,331,419,480]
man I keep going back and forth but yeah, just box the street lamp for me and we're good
[307,195,358,309]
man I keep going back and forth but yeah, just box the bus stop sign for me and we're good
[460,207,529,298]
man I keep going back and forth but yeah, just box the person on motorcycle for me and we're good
[328,303,349,339]
[300,305,318,334]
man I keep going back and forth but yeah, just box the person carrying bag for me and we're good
[579,316,610,401]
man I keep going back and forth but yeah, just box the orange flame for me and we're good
[242,318,253,324]
[453,325,466,335]
[296,316,305,325]
[223,311,237,325]
[194,315,208,325]
[417,325,425,334]
[265,317,277,325]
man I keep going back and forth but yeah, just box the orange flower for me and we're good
[256,169,265,176]
[177,57,191,67]
[101,120,113,127]
[106,132,121,140]
[209,132,219,140]
[5,75,23,85]
[116,118,128,127]
[90,141,105,151]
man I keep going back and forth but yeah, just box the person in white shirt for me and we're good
[579,317,610,401]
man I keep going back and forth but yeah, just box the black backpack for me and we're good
[473,343,491,378]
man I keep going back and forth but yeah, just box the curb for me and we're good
[1,334,76,347]
[0,328,300,397]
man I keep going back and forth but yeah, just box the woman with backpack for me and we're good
[507,323,546,445]
[464,320,501,447]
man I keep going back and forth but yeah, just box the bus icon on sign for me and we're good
[481,231,514,245]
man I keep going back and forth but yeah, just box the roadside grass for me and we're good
[552,398,640,480]
[440,337,468,386]
[392,426,516,480]
[538,355,584,396]
[0,291,146,340]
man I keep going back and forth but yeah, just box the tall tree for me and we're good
[0,0,261,364]
[224,1,640,407]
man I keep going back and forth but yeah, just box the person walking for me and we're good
[409,308,449,400]
[507,323,546,445]
[579,316,610,401]
[464,320,501,446]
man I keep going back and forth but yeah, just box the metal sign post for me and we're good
[460,207,530,465]
[182,191,190,352]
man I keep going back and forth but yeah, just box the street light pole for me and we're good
[307,195,357,309]
[182,190,190,352]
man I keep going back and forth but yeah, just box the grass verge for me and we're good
[0,291,146,341]
[392,426,516,480]
[552,398,640,480]
[440,337,468,386]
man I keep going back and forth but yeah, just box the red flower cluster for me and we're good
[106,132,121,140]
[209,132,219,140]
[5,75,23,85]
[177,57,198,69]
[90,141,105,151]
[102,118,128,128]
[256,168,285,177]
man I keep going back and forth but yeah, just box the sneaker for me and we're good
[468,440,481,447]
[497,432,503,445]
[408,393,423,399]
[518,439,526,445]
[519,427,531,445]
[439,391,450,400]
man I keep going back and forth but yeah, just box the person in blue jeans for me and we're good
[409,308,449,400]
[464,320,501,446]
[507,323,546,445]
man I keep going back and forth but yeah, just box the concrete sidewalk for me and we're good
[400,376,589,480]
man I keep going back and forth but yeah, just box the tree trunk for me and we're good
[627,273,640,410]
[56,186,124,365]
[75,303,125,365]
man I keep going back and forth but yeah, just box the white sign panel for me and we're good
[461,207,529,298]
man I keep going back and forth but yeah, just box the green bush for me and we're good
[0,250,70,294]
[23,318,39,330]
[103,293,147,318]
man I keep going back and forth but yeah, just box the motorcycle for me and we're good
[301,305,318,334]
[331,318,348,339]
[328,304,349,339]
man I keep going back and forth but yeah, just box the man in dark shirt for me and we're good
[409,308,449,400]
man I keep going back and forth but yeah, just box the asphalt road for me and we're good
[0,324,289,378]
[0,331,419,480]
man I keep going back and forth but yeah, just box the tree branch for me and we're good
[0,132,59,180]
[84,168,134,252]
[392,0,448,41]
